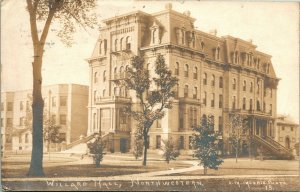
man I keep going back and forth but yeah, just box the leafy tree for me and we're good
[162,138,180,164]
[25,0,98,176]
[192,116,223,175]
[132,127,143,160]
[227,112,249,163]
[124,55,178,166]
[87,135,104,168]
[43,118,61,160]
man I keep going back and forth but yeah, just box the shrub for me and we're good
[87,136,104,168]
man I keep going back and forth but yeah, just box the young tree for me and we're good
[26,0,98,176]
[87,135,104,168]
[162,138,180,164]
[132,127,143,160]
[124,55,178,166]
[228,112,249,163]
[43,118,61,160]
[192,116,223,175]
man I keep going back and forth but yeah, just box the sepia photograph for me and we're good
[1,0,299,191]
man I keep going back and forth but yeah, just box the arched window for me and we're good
[210,115,215,130]
[211,75,215,86]
[193,67,198,79]
[219,94,223,108]
[120,66,124,78]
[184,64,189,77]
[243,80,246,91]
[114,39,118,51]
[94,72,98,83]
[175,62,179,75]
[120,37,124,50]
[103,71,106,82]
[242,97,246,110]
[211,93,215,107]
[94,91,97,102]
[256,100,261,111]
[232,78,236,90]
[219,76,223,88]
[152,28,156,44]
[203,73,207,85]
[193,87,197,99]
[250,82,253,92]
[232,96,236,109]
[114,67,118,79]
[257,83,260,94]
[126,36,131,50]
[269,104,272,114]
[249,99,253,111]
[201,41,205,51]
[184,85,189,98]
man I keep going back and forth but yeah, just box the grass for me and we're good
[168,159,299,176]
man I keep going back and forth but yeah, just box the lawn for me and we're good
[168,159,299,176]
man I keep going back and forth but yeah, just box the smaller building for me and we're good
[1,84,89,152]
[276,115,299,155]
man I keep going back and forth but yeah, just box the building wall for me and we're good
[87,4,280,153]
[1,84,88,151]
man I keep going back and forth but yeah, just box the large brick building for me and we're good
[1,84,88,151]
[87,4,292,157]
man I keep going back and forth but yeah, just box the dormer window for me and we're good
[201,41,205,51]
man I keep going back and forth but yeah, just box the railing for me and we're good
[265,136,292,154]
[66,134,95,150]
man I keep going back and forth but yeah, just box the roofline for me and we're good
[102,10,150,23]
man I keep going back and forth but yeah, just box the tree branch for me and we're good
[62,6,88,33]
[26,0,39,52]
[39,9,55,48]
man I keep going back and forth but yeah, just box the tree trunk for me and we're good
[143,134,148,166]
[28,58,45,177]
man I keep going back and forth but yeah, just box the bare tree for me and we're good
[26,0,97,176]
[124,55,178,166]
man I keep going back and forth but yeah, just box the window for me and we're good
[179,136,184,149]
[201,41,205,51]
[211,93,215,107]
[219,94,223,108]
[52,97,56,107]
[184,85,188,98]
[232,96,236,109]
[7,102,13,111]
[257,83,260,94]
[256,100,261,111]
[94,72,98,83]
[99,41,102,54]
[193,87,197,99]
[218,116,223,133]
[102,89,106,97]
[174,84,179,99]
[232,78,236,90]
[193,67,198,79]
[156,135,161,149]
[20,101,24,111]
[249,99,253,111]
[114,87,118,96]
[250,82,253,93]
[103,71,106,82]
[60,115,66,125]
[211,75,215,86]
[210,115,215,130]
[291,127,294,132]
[203,73,207,85]
[104,39,107,54]
[175,62,179,75]
[1,102,4,111]
[219,77,223,88]
[269,104,272,114]
[184,64,189,77]
[263,102,266,112]
[7,118,12,127]
[120,37,124,50]
[120,110,127,124]
[114,67,118,79]
[243,81,246,91]
[152,29,156,44]
[126,36,131,50]
[282,126,285,131]
[156,119,161,128]
[234,51,239,64]
[25,133,29,143]
[242,98,246,110]
[203,92,207,106]
[60,96,67,107]
[215,47,220,60]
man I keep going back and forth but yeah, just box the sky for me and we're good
[1,1,299,122]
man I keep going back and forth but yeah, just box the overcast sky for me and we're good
[1,1,299,122]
